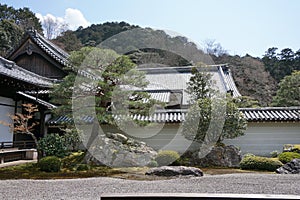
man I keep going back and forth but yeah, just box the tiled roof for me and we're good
[48,107,300,126]
[240,107,300,122]
[26,30,70,67]
[0,57,57,88]
[139,65,241,105]
[149,91,171,103]
[218,65,241,97]
[47,115,95,126]
[117,109,187,123]
[48,109,188,125]
[17,91,57,109]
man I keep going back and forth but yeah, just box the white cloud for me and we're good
[64,8,90,30]
[36,8,90,33]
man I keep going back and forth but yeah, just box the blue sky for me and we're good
[2,0,300,57]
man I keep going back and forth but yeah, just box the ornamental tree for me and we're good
[272,71,300,106]
[0,103,39,146]
[51,46,156,125]
[182,68,247,144]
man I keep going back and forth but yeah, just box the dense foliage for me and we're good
[272,71,300,106]
[262,47,300,82]
[53,30,83,52]
[38,133,68,158]
[51,46,156,125]
[61,151,86,169]
[240,155,283,171]
[182,69,247,144]
[74,21,139,46]
[38,156,61,172]
[186,67,215,101]
[278,152,300,164]
[0,4,42,56]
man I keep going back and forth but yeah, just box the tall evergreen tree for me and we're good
[182,67,247,144]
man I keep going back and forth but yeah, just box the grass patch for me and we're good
[0,163,275,180]
[0,163,124,180]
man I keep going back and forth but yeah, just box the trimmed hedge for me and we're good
[278,152,300,164]
[38,156,61,172]
[240,155,283,171]
[155,150,180,166]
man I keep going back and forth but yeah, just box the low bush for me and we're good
[240,155,283,171]
[270,151,279,158]
[147,160,158,168]
[155,150,180,166]
[76,164,90,171]
[38,133,67,158]
[62,151,86,169]
[38,156,61,172]
[278,152,300,164]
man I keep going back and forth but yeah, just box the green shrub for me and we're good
[278,152,300,164]
[270,151,279,158]
[61,151,86,169]
[38,133,67,158]
[63,128,81,151]
[38,156,61,172]
[76,164,90,171]
[155,150,180,166]
[243,153,255,158]
[240,156,283,171]
[147,160,158,168]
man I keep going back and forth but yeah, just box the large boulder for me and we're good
[276,159,300,174]
[191,145,242,167]
[85,132,157,167]
[146,166,203,177]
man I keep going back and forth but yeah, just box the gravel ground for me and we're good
[0,174,299,199]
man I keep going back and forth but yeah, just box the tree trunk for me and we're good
[27,131,38,148]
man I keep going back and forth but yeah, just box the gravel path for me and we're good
[0,174,299,199]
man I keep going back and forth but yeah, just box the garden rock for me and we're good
[85,132,157,167]
[192,145,241,167]
[276,159,300,174]
[145,166,203,177]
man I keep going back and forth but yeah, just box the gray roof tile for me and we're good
[0,57,58,88]
[141,65,241,105]
[240,107,300,122]
[17,91,56,109]
[27,30,69,67]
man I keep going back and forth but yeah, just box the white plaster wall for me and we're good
[224,122,300,156]
[0,96,15,142]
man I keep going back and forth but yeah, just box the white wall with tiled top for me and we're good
[224,122,300,156]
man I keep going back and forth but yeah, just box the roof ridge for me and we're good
[31,30,69,58]
[25,29,70,67]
